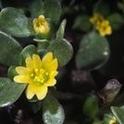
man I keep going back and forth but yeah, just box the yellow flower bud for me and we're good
[33,15,50,35]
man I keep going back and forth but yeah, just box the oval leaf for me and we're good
[48,39,73,66]
[29,0,62,23]
[108,13,124,30]
[73,15,92,32]
[0,7,32,37]
[0,31,22,66]
[43,0,62,23]
[56,19,66,40]
[29,0,44,17]
[83,94,99,119]
[0,78,26,107]
[93,1,110,16]
[42,95,65,124]
[20,44,37,65]
[111,106,124,124]
[76,31,110,70]
[8,66,17,79]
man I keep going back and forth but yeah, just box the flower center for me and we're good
[36,20,45,27]
[30,68,49,84]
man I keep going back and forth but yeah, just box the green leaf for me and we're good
[112,106,124,122]
[73,15,92,32]
[48,39,73,66]
[0,31,22,66]
[83,94,99,119]
[111,106,124,124]
[0,7,32,37]
[8,66,17,79]
[20,45,37,65]
[29,0,44,17]
[103,114,116,124]
[29,0,62,23]
[93,1,110,16]
[42,95,65,124]
[76,31,110,70]
[0,78,26,107]
[43,0,62,23]
[56,19,66,40]
[108,13,124,30]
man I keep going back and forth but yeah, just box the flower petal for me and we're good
[42,52,53,64]
[35,86,48,100]
[14,75,32,84]
[46,79,57,86]
[43,58,58,73]
[16,66,31,75]
[32,54,42,68]
[25,56,34,68]
[50,71,58,78]
[26,84,35,99]
[50,58,58,70]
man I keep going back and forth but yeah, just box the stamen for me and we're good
[30,73,34,78]
[35,68,39,73]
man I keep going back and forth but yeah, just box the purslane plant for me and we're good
[0,0,73,124]
[0,0,124,124]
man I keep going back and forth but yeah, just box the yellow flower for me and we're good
[33,15,50,35]
[96,20,112,37]
[90,13,112,37]
[90,13,104,25]
[14,52,58,100]
[109,116,117,124]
